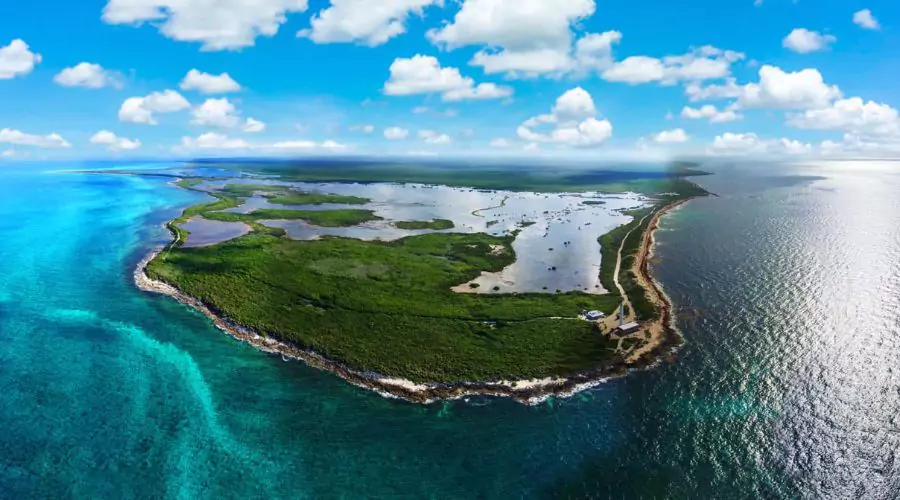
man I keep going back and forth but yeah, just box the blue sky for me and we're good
[1,0,898,160]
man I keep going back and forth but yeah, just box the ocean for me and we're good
[0,160,897,498]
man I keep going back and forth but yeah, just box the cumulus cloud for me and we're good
[180,69,242,94]
[652,128,689,143]
[54,62,123,89]
[489,138,510,148]
[0,128,71,148]
[180,132,347,152]
[516,87,612,147]
[90,130,141,150]
[102,0,309,50]
[783,28,836,54]
[739,66,841,109]
[242,118,266,133]
[602,45,744,85]
[191,98,241,128]
[708,132,812,156]
[383,55,513,101]
[689,65,842,110]
[299,0,441,46]
[681,104,742,123]
[0,39,41,79]
[418,129,451,144]
[853,9,880,30]
[119,90,190,125]
[427,0,597,77]
[788,97,900,138]
[384,127,409,140]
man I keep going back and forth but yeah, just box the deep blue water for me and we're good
[0,161,898,498]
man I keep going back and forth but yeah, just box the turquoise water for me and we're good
[1,162,898,498]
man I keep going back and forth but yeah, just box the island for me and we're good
[133,162,710,404]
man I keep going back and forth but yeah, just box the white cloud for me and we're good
[489,138,510,148]
[180,132,347,151]
[602,56,663,84]
[708,132,812,156]
[686,66,842,111]
[443,83,513,102]
[788,97,900,138]
[180,69,242,94]
[739,66,841,109]
[681,104,742,123]
[783,28,836,54]
[418,129,452,144]
[243,118,266,133]
[90,130,142,151]
[652,128,689,143]
[350,124,375,133]
[685,78,744,102]
[0,128,71,149]
[299,0,441,46]
[0,39,41,79]
[853,9,880,30]
[119,90,190,125]
[384,127,409,140]
[412,106,430,114]
[102,0,309,51]
[427,0,596,77]
[191,98,240,128]
[54,62,123,89]
[383,55,513,101]
[181,132,252,149]
[601,45,744,85]
[572,31,622,73]
[523,142,539,151]
[517,87,612,147]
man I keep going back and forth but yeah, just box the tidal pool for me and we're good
[211,180,649,294]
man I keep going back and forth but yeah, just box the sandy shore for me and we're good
[135,195,698,405]
[622,198,694,366]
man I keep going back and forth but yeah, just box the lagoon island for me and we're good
[132,161,709,404]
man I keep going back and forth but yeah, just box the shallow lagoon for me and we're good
[180,217,251,248]
[195,179,648,294]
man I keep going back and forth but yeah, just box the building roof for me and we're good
[617,321,640,330]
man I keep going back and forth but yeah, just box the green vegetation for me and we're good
[174,178,205,189]
[582,200,606,206]
[219,183,370,206]
[518,221,537,228]
[268,192,370,206]
[148,231,620,382]
[204,208,382,227]
[394,219,455,230]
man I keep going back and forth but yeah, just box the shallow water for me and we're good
[205,179,647,293]
[180,217,251,247]
[1,161,898,498]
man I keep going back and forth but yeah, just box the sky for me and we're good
[1,0,899,161]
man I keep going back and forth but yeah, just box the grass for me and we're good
[393,219,455,230]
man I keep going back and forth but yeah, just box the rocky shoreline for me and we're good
[134,196,697,405]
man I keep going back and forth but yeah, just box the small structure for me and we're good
[616,321,640,334]
[585,310,605,321]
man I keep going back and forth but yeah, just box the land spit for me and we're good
[135,197,697,405]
